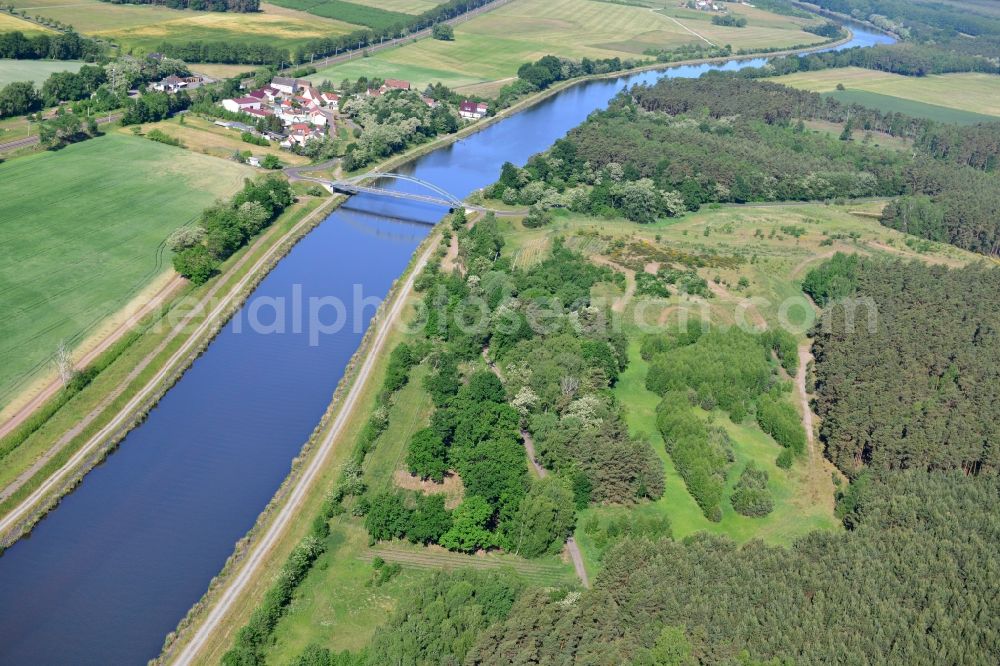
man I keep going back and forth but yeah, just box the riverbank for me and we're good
[0,193,342,550]
[148,28,876,665]
[0,18,886,662]
[157,209,445,666]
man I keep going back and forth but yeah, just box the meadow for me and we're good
[309,0,827,93]
[131,114,311,165]
[773,67,1000,117]
[0,59,83,88]
[7,1,361,54]
[499,200,977,568]
[0,10,51,35]
[0,133,250,408]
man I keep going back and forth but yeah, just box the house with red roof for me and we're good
[459,100,488,119]
[383,78,411,91]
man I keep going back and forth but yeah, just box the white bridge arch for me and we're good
[328,171,467,210]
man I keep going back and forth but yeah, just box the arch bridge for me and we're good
[310,171,521,216]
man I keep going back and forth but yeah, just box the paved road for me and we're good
[171,227,440,665]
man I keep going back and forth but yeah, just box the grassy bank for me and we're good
[0,192,335,547]
[0,132,251,409]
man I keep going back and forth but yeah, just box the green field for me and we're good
[310,0,827,93]
[0,133,250,407]
[0,59,84,88]
[8,1,361,54]
[825,88,998,125]
[268,0,413,30]
[774,67,1000,118]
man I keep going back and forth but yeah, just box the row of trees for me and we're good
[0,29,101,61]
[172,176,293,284]
[98,0,258,11]
[647,324,803,518]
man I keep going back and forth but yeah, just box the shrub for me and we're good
[731,462,773,517]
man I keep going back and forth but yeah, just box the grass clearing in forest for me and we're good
[773,67,1000,117]
[0,59,83,88]
[0,132,250,408]
[310,0,825,91]
[502,202,981,568]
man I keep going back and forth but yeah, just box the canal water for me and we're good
[0,27,892,665]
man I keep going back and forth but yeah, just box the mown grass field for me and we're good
[0,133,250,408]
[655,3,828,50]
[0,11,51,35]
[0,59,83,88]
[774,67,1000,117]
[358,0,439,12]
[7,1,361,54]
[310,0,826,92]
[131,114,311,165]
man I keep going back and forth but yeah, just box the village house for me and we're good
[152,75,187,93]
[301,86,324,104]
[269,76,312,95]
[222,97,263,113]
[321,92,340,109]
[459,100,489,119]
[383,79,411,92]
[244,108,274,120]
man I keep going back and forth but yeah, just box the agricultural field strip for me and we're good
[0,184,336,541]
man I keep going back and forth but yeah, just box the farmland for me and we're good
[0,59,83,88]
[6,1,362,54]
[773,67,1000,117]
[267,0,413,30]
[309,0,828,93]
[826,89,997,125]
[0,133,250,407]
[0,10,51,35]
